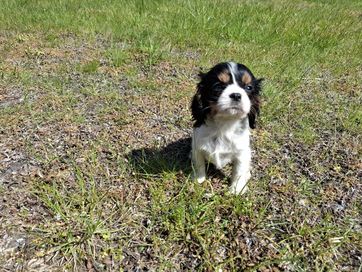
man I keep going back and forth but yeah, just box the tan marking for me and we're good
[217,71,230,83]
[242,72,252,85]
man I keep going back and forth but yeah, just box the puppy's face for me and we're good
[191,62,262,128]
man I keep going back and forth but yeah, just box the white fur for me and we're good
[191,62,252,194]
[217,83,251,118]
[192,118,251,194]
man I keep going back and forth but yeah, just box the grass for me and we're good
[0,0,361,271]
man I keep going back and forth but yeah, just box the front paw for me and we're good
[194,175,206,184]
[229,184,248,195]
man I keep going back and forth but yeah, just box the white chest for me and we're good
[192,121,250,169]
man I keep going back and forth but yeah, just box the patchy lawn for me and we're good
[0,0,361,271]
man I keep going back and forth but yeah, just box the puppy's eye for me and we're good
[246,85,253,91]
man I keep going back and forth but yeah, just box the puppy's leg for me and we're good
[192,149,206,183]
[229,149,251,194]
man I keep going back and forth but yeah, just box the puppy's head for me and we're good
[191,62,263,128]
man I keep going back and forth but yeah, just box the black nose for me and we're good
[229,93,241,101]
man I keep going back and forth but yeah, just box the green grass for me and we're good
[0,0,361,271]
[80,60,100,73]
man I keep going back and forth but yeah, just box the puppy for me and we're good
[191,62,262,194]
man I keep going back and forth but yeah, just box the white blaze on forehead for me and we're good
[227,62,239,87]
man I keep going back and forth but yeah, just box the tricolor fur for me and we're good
[191,62,263,194]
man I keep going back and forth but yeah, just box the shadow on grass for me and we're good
[128,137,226,179]
[128,137,192,175]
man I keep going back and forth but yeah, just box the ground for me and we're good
[0,0,361,271]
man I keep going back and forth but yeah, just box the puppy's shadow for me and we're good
[128,138,192,175]
[128,137,226,179]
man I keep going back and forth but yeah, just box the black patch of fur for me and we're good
[247,78,263,129]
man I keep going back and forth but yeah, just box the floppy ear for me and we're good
[254,78,264,94]
[198,71,206,80]
[248,78,264,129]
[190,71,208,127]
[248,96,260,129]
[191,89,204,127]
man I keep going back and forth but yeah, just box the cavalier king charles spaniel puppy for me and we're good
[191,62,263,194]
